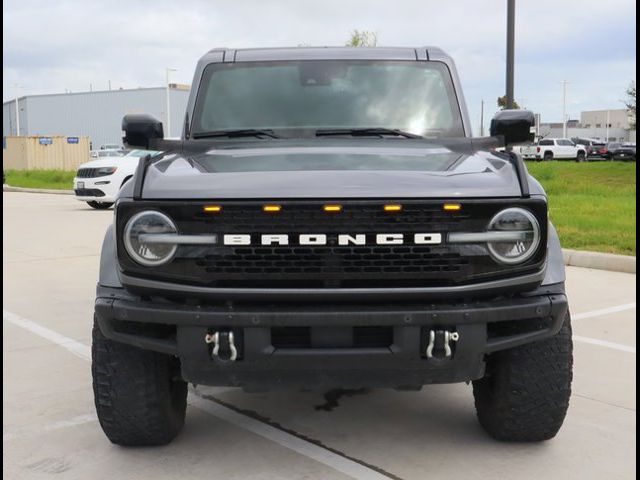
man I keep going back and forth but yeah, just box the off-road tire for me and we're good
[92,318,187,446]
[472,312,573,442]
[87,201,114,210]
[543,151,553,161]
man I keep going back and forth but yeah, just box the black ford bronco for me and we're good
[92,47,572,446]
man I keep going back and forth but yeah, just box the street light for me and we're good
[560,80,571,138]
[11,84,23,136]
[165,68,178,138]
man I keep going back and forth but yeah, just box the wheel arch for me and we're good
[99,224,123,288]
[542,221,566,286]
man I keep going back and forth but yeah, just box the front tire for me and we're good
[576,151,586,162]
[87,201,114,210]
[472,313,573,442]
[92,317,187,446]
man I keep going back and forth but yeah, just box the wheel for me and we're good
[472,313,573,442]
[576,151,586,162]
[543,151,553,161]
[87,201,114,210]
[92,317,187,446]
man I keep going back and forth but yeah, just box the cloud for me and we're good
[3,0,636,133]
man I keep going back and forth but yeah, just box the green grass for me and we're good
[527,162,636,256]
[4,169,76,190]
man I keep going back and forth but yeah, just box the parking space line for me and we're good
[190,395,396,480]
[3,309,395,480]
[573,335,636,354]
[3,310,90,360]
[572,303,636,321]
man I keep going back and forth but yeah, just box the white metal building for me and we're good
[538,109,635,142]
[3,85,190,149]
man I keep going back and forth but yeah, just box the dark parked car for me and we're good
[602,142,636,161]
[571,137,606,158]
[92,46,572,446]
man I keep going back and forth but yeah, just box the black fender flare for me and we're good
[98,224,123,288]
[542,222,566,286]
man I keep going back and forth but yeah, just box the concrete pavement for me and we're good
[3,192,636,480]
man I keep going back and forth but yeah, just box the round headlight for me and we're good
[486,208,540,265]
[124,211,178,266]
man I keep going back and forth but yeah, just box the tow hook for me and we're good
[426,330,459,359]
[205,331,238,361]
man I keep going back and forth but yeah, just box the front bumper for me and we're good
[73,177,115,202]
[94,284,568,389]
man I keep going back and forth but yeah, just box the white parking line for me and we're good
[3,310,90,360]
[3,309,393,480]
[571,303,636,353]
[573,303,636,321]
[190,395,393,480]
[573,336,636,354]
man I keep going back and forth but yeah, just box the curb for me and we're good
[2,185,636,274]
[563,249,635,274]
[3,185,73,195]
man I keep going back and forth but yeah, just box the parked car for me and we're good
[602,142,636,161]
[74,149,160,209]
[100,143,124,150]
[91,46,573,446]
[571,137,606,158]
[520,138,587,162]
[90,149,126,159]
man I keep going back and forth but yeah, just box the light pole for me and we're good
[561,80,569,138]
[165,68,178,138]
[12,84,23,136]
[606,110,610,141]
[480,99,485,136]
[505,0,515,109]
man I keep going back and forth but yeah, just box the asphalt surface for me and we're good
[3,192,636,480]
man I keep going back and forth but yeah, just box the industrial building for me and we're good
[3,85,190,149]
[538,108,635,142]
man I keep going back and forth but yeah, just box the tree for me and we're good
[625,81,636,129]
[497,95,521,110]
[346,30,377,47]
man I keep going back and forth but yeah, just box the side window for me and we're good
[539,139,553,146]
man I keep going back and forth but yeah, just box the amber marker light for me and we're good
[263,205,282,213]
[203,205,222,213]
[323,204,343,213]
[443,203,462,211]
[384,204,402,212]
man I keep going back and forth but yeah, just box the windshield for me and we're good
[192,60,465,138]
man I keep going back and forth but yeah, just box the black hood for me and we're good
[135,139,538,199]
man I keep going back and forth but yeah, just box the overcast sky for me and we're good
[3,0,636,134]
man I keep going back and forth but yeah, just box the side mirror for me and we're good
[122,114,164,149]
[490,109,535,145]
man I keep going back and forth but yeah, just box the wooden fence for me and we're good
[3,136,90,171]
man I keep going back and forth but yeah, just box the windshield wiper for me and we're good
[192,129,280,139]
[315,128,423,139]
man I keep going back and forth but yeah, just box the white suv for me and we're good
[73,150,159,209]
[521,138,587,162]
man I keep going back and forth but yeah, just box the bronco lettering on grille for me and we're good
[222,233,442,246]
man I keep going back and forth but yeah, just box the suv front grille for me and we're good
[116,199,547,289]
[77,168,111,178]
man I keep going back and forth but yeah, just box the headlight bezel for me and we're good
[486,207,541,265]
[123,210,178,266]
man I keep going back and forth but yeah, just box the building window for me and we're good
[595,123,601,128]
[585,124,591,128]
